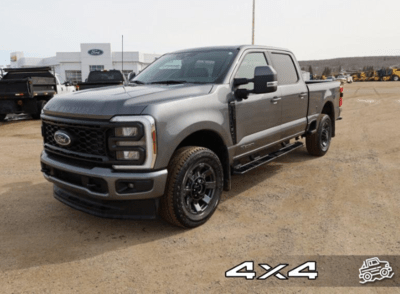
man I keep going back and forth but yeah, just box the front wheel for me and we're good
[393,75,399,81]
[160,146,224,228]
[306,114,332,156]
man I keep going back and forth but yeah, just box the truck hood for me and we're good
[43,84,213,119]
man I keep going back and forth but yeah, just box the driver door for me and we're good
[233,51,282,158]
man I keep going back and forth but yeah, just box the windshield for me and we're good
[131,50,238,84]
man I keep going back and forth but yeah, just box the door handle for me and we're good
[271,97,281,104]
[299,92,307,99]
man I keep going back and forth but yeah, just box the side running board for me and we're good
[233,141,304,175]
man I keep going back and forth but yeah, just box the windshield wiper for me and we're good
[150,80,188,84]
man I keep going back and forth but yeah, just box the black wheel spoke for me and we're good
[205,181,216,189]
[201,168,213,178]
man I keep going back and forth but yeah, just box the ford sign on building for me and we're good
[7,43,160,84]
[88,49,104,56]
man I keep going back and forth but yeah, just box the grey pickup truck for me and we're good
[40,45,343,228]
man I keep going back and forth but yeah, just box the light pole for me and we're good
[252,0,255,45]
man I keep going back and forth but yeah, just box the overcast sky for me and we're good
[1,0,400,66]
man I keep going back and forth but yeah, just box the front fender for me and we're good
[143,92,232,169]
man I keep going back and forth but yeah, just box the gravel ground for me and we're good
[0,82,399,293]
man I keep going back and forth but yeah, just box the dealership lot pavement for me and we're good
[1,82,400,293]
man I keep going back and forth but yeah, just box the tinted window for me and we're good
[88,71,124,82]
[271,53,298,85]
[235,52,268,90]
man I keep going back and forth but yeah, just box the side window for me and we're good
[235,52,268,90]
[270,53,299,85]
[57,75,65,84]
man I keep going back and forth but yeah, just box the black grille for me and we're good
[43,120,108,159]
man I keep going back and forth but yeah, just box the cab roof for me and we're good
[172,45,292,54]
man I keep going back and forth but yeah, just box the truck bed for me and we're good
[0,77,56,99]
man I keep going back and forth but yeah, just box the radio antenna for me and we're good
[122,35,124,73]
[252,0,255,45]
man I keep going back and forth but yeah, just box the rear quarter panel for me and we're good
[306,80,341,123]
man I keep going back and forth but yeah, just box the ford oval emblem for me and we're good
[54,130,72,147]
[88,49,104,56]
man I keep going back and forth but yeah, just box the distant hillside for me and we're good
[299,56,400,75]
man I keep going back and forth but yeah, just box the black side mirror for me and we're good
[128,72,136,80]
[233,66,278,100]
[64,81,71,86]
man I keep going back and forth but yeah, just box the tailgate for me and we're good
[0,78,33,99]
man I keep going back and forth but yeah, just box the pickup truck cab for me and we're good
[76,70,126,91]
[40,45,342,228]
[55,74,76,94]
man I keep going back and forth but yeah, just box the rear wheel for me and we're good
[160,146,224,228]
[32,100,46,120]
[380,268,389,277]
[0,114,6,122]
[306,114,332,156]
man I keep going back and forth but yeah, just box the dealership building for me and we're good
[8,43,160,83]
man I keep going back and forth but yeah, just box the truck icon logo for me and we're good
[54,130,72,147]
[359,257,394,284]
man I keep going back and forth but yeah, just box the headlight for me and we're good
[109,116,157,170]
[115,127,139,137]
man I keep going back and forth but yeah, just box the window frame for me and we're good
[65,70,82,83]
[229,49,269,88]
[268,51,300,86]
[89,65,105,72]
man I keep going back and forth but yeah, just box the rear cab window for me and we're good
[270,52,299,85]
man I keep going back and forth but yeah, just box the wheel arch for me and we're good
[321,101,335,137]
[172,129,231,191]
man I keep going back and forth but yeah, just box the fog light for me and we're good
[115,127,138,137]
[116,151,140,160]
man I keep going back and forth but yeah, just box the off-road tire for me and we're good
[393,75,399,81]
[0,114,6,122]
[32,100,46,120]
[306,114,332,156]
[160,146,224,228]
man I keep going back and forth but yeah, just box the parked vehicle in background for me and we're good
[352,72,368,82]
[325,76,337,81]
[378,68,400,81]
[0,67,57,121]
[55,74,76,94]
[40,45,342,228]
[76,70,126,91]
[336,74,352,84]
[336,74,347,83]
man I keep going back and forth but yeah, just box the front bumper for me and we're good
[41,151,168,200]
